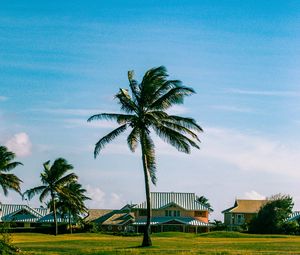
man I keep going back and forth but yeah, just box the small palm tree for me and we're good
[0,146,23,196]
[23,158,77,235]
[55,181,90,233]
[88,66,202,246]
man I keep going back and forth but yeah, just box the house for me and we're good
[222,199,267,230]
[0,203,49,228]
[0,203,70,229]
[86,205,134,232]
[132,192,211,233]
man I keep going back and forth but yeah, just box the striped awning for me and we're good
[287,211,300,222]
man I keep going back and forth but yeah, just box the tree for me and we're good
[197,196,214,212]
[55,181,90,233]
[88,66,202,246]
[23,158,77,236]
[0,146,22,197]
[249,194,294,234]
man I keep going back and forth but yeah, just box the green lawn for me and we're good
[11,231,300,255]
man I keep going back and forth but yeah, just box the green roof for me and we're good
[0,204,48,223]
[134,192,209,211]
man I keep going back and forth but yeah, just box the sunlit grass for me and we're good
[12,232,300,254]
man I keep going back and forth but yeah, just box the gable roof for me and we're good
[222,199,267,214]
[84,209,114,222]
[0,204,48,222]
[102,212,134,225]
[133,192,209,211]
[37,212,71,223]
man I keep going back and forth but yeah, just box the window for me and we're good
[165,210,180,217]
[165,210,172,216]
[194,211,206,217]
[236,214,244,224]
[173,210,180,217]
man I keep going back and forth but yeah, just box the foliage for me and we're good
[249,194,294,234]
[197,196,213,212]
[53,181,90,233]
[23,158,78,235]
[0,223,19,255]
[210,220,226,231]
[0,146,23,196]
[88,66,202,246]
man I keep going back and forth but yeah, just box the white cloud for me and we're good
[228,89,300,97]
[85,185,125,209]
[199,127,300,178]
[37,108,106,117]
[5,132,32,157]
[244,190,266,200]
[64,118,117,129]
[0,96,8,101]
[210,105,254,113]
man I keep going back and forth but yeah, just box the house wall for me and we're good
[134,207,209,223]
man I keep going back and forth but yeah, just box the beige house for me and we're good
[222,199,267,230]
[132,192,211,233]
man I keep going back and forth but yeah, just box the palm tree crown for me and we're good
[88,66,202,246]
[0,145,23,196]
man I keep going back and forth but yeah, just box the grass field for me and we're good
[11,231,300,255]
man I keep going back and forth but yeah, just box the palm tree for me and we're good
[0,146,22,196]
[88,66,202,246]
[197,196,214,212]
[23,158,77,236]
[55,181,90,233]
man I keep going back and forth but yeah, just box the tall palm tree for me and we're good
[23,158,77,235]
[88,66,202,246]
[0,146,22,196]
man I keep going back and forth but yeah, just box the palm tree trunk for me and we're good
[140,134,152,247]
[51,192,58,236]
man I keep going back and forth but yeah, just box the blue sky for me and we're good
[0,1,299,219]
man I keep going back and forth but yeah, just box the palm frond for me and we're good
[54,173,78,189]
[87,113,134,125]
[94,124,128,158]
[153,124,200,153]
[141,132,157,185]
[128,70,141,102]
[50,158,74,181]
[115,89,138,113]
[168,115,203,132]
[0,173,22,195]
[23,185,48,201]
[127,127,140,152]
[1,161,23,172]
[150,87,195,110]
[161,120,200,141]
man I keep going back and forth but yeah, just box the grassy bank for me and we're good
[12,232,300,254]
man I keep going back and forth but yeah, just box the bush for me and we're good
[249,194,294,234]
[0,223,19,255]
